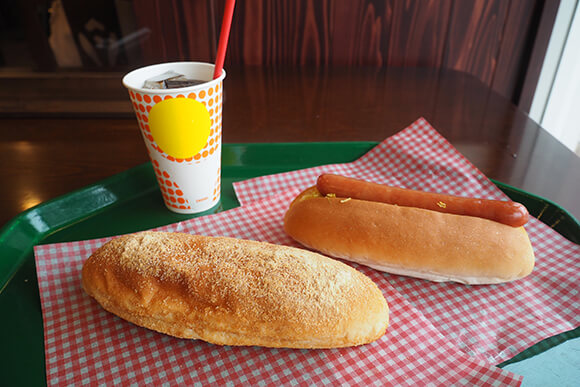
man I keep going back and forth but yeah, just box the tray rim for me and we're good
[0,141,377,290]
[2,140,579,292]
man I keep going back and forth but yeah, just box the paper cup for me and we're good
[123,62,225,214]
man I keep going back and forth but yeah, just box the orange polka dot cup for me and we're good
[123,62,225,214]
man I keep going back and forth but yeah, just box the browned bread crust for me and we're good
[82,231,389,348]
[284,187,535,284]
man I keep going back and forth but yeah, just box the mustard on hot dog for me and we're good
[317,174,529,227]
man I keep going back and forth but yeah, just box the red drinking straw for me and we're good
[213,0,236,79]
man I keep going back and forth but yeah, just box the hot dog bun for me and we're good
[284,187,535,285]
[82,231,389,348]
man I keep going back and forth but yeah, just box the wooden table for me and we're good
[1,66,579,229]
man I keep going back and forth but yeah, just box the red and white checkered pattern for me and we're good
[35,189,522,386]
[234,117,580,364]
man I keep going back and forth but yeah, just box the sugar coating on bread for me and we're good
[82,231,389,348]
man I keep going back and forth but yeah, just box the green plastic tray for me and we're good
[1,142,578,386]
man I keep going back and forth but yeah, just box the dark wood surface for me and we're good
[126,0,552,108]
[1,66,579,229]
[8,0,555,113]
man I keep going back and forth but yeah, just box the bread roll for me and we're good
[284,187,535,284]
[82,231,389,348]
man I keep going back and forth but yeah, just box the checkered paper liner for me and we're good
[34,190,522,386]
[233,117,580,364]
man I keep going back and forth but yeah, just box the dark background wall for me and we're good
[129,0,558,111]
[3,0,559,112]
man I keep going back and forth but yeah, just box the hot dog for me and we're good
[284,177,535,285]
[317,174,529,227]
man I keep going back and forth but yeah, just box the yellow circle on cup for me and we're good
[148,98,211,159]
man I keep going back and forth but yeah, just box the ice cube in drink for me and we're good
[143,71,205,89]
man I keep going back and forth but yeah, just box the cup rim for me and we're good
[122,61,226,94]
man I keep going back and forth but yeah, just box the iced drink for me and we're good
[122,62,225,214]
